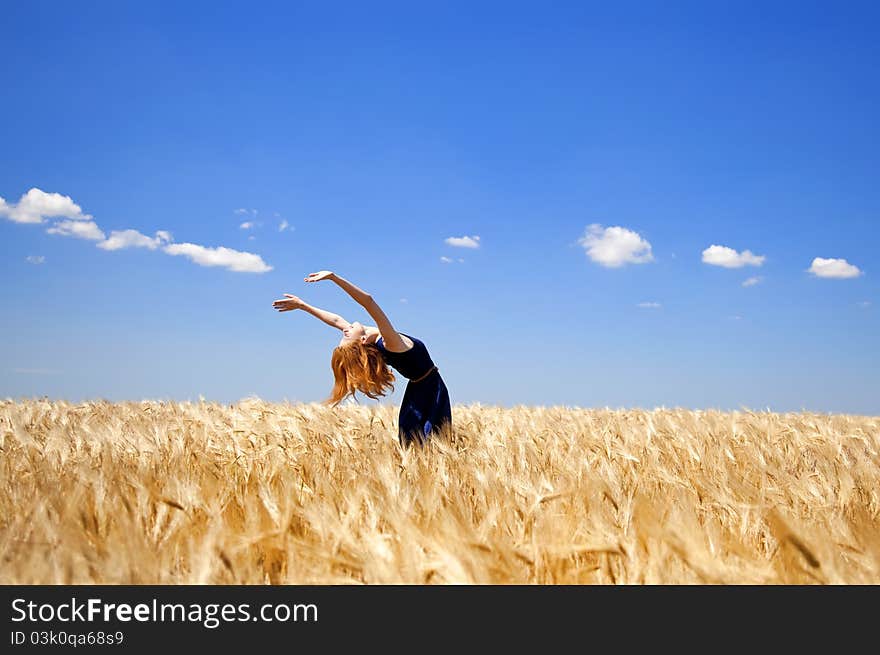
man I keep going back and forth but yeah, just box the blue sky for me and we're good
[2,1,878,414]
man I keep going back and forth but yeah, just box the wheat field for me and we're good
[1,398,878,584]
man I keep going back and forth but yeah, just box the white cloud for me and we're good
[445,235,480,249]
[578,224,654,268]
[163,243,273,273]
[729,315,743,321]
[440,256,454,264]
[0,188,92,224]
[637,302,661,309]
[400,298,408,304]
[742,276,762,287]
[4,187,274,275]
[97,229,172,251]
[808,257,862,279]
[240,221,254,230]
[702,245,765,268]
[279,219,289,232]
[248,235,256,241]
[857,301,870,308]
[46,220,105,241]
[458,258,464,263]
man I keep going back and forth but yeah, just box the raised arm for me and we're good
[272,293,348,331]
[304,271,409,351]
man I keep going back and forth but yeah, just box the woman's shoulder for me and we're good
[377,332,415,353]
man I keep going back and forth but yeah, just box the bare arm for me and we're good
[304,271,409,351]
[272,293,348,331]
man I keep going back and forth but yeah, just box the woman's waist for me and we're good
[406,365,439,384]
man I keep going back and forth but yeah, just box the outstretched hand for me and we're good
[304,270,335,283]
[273,294,305,312]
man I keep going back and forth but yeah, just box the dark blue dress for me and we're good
[375,333,452,446]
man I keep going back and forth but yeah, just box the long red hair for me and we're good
[326,341,395,406]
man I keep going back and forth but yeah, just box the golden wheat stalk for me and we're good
[1,399,877,584]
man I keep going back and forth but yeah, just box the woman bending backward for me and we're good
[273,271,452,447]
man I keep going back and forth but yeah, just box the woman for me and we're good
[272,270,452,447]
